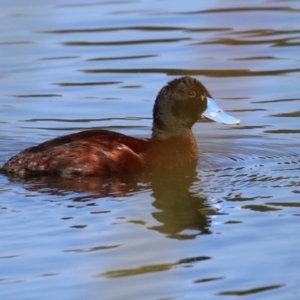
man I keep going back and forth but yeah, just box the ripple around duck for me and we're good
[199,142,300,168]
[197,142,300,192]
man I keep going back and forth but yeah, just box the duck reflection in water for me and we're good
[149,166,214,239]
[1,76,239,238]
[6,166,217,238]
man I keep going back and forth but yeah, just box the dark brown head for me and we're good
[152,76,212,139]
[152,76,240,140]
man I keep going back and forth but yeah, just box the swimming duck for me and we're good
[1,76,240,177]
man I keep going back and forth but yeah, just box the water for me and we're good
[1,0,300,299]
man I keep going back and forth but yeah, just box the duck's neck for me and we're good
[152,126,193,141]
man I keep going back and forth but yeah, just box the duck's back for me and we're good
[1,130,148,177]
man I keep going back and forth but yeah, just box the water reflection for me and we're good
[101,255,212,278]
[81,67,300,77]
[149,168,212,239]
[4,164,216,239]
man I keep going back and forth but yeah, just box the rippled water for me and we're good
[1,1,300,299]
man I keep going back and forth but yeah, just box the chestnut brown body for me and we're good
[2,129,197,177]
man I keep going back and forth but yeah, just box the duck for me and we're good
[1,76,240,177]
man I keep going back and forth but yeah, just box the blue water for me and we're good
[1,0,300,299]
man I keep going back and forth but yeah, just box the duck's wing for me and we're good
[1,129,149,177]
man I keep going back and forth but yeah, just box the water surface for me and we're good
[0,0,300,299]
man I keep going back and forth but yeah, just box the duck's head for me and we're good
[152,76,240,139]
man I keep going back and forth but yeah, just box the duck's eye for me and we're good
[188,90,196,98]
[201,95,206,101]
